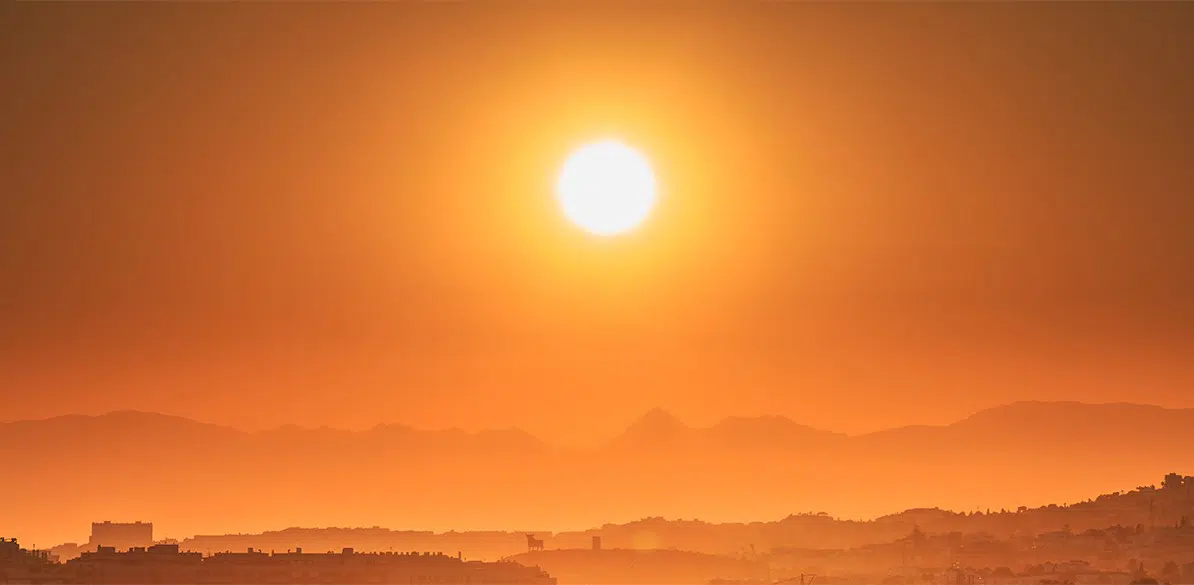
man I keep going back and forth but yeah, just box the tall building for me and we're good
[0,537,21,558]
[90,521,153,551]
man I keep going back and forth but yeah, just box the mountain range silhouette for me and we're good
[5,401,1192,546]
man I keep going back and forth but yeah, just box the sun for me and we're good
[556,140,657,236]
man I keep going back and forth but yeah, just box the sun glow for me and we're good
[556,140,657,236]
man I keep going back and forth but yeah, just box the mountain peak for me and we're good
[635,407,686,429]
[611,408,689,447]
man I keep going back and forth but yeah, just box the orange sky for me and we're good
[2,2,1193,446]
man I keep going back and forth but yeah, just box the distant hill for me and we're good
[605,408,845,453]
[5,402,1193,547]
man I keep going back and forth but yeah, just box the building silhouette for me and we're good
[90,521,153,552]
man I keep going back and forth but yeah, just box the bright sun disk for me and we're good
[556,140,657,236]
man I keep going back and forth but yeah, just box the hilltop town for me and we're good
[6,473,1193,585]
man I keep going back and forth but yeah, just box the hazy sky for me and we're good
[3,2,1193,445]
